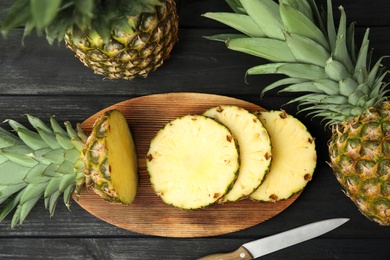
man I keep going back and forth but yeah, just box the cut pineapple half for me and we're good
[146,115,239,209]
[84,109,138,204]
[250,110,316,202]
[203,105,272,202]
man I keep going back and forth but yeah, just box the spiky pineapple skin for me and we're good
[329,101,390,225]
[64,0,178,80]
[84,117,119,202]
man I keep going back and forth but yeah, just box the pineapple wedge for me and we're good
[203,105,272,202]
[250,110,316,202]
[146,115,239,209]
[84,109,138,204]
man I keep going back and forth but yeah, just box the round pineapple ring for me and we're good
[146,115,239,209]
[204,105,272,202]
[250,110,317,202]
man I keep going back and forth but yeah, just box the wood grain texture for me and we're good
[0,237,387,260]
[76,93,301,237]
[1,1,390,259]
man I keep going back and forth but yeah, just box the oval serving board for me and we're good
[76,92,301,238]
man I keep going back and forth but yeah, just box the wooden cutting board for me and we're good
[76,93,301,238]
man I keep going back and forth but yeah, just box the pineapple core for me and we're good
[105,110,138,204]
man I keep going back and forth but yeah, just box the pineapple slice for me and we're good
[146,115,239,209]
[250,110,316,202]
[84,109,138,204]
[203,105,272,202]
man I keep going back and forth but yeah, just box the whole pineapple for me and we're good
[0,109,138,227]
[0,0,178,80]
[204,0,390,225]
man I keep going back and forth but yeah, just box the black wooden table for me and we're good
[0,1,389,259]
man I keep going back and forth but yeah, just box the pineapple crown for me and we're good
[0,115,86,228]
[0,0,163,44]
[204,0,389,126]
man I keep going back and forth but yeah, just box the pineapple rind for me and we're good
[146,115,239,209]
[203,105,272,202]
[250,110,316,202]
[329,101,390,225]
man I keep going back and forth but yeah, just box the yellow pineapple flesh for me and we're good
[203,105,272,202]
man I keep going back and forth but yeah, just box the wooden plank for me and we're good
[0,29,266,96]
[0,237,388,259]
[1,27,389,96]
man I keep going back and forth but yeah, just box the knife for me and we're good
[197,218,349,260]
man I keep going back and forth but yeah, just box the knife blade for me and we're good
[197,218,349,260]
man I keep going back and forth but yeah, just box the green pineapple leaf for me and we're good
[325,58,352,81]
[325,0,337,51]
[23,164,51,184]
[202,12,266,37]
[44,177,62,198]
[18,196,41,226]
[227,37,296,62]
[284,32,329,67]
[281,0,314,22]
[248,63,326,80]
[240,0,284,40]
[312,79,340,96]
[0,0,31,38]
[31,0,62,31]
[45,190,60,216]
[280,1,329,50]
[204,34,248,42]
[225,0,247,14]
[333,6,354,73]
[260,78,308,96]
[0,116,86,227]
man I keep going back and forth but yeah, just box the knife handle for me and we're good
[197,246,253,260]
